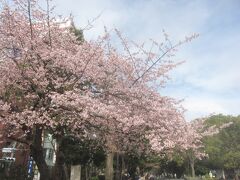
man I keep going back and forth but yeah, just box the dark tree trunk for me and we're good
[53,139,69,180]
[190,159,195,178]
[53,150,64,180]
[31,126,51,180]
[120,155,125,180]
[85,166,89,180]
[116,152,120,180]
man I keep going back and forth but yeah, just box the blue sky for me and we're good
[52,0,240,120]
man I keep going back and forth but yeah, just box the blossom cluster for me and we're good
[0,0,195,154]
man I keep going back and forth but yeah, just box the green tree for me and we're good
[70,24,84,43]
[202,115,240,179]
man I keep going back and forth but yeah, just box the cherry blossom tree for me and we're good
[0,0,197,179]
[182,118,232,177]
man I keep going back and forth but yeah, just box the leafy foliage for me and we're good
[60,136,105,167]
[203,115,240,169]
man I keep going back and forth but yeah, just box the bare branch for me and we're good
[130,44,179,88]
[7,136,30,146]
[46,0,52,47]
[27,0,33,40]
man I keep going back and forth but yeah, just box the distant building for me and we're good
[0,124,56,179]
[43,131,56,167]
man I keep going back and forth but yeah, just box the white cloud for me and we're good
[51,0,240,119]
[182,96,240,120]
